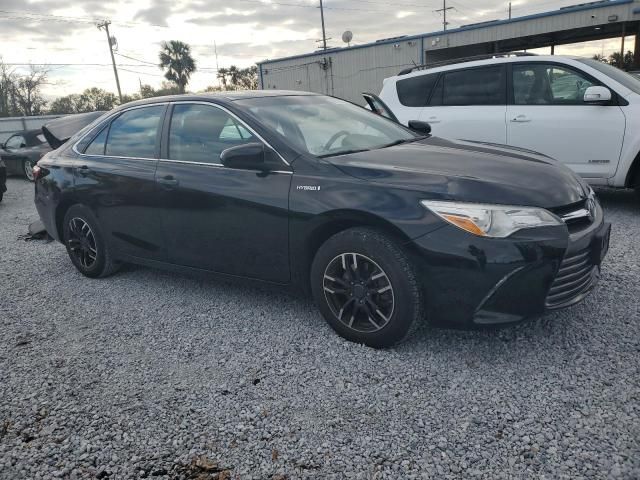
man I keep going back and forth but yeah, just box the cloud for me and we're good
[0,0,632,98]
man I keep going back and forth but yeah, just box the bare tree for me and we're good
[13,66,48,115]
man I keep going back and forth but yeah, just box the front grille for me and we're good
[551,199,593,234]
[546,248,596,308]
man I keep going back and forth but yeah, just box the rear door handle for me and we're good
[158,175,179,189]
[510,115,531,123]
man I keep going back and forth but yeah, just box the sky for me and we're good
[0,0,635,99]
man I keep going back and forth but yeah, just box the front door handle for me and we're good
[510,115,531,123]
[426,116,441,124]
[158,175,179,189]
[77,165,91,176]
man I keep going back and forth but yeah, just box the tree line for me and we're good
[0,40,258,117]
[592,50,636,70]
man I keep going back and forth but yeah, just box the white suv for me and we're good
[375,54,640,196]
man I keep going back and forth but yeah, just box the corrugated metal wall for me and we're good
[259,0,639,103]
[261,40,421,104]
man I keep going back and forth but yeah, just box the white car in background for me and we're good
[371,54,640,197]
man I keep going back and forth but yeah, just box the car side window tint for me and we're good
[442,66,506,106]
[513,64,599,105]
[169,104,256,163]
[396,74,438,107]
[83,126,108,155]
[105,106,164,158]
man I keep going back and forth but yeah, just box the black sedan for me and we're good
[34,91,610,348]
[1,129,52,181]
[0,156,6,202]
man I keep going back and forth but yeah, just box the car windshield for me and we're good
[236,95,417,158]
[577,58,640,95]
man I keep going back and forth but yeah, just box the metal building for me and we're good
[258,0,640,103]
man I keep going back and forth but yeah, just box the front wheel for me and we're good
[310,227,425,348]
[23,159,35,181]
[63,205,119,278]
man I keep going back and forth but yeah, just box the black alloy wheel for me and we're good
[311,227,425,348]
[67,217,98,269]
[323,253,394,333]
[63,205,119,278]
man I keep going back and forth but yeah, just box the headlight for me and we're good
[421,200,562,238]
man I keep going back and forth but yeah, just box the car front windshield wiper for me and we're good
[317,148,371,158]
[381,136,428,148]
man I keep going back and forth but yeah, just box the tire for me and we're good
[0,192,3,203]
[23,159,35,181]
[634,169,640,201]
[62,205,119,278]
[310,227,425,348]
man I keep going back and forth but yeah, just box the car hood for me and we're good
[326,136,588,208]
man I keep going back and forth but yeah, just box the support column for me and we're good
[551,44,555,55]
[635,27,640,69]
[621,22,626,60]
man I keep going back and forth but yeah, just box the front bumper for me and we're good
[409,202,610,328]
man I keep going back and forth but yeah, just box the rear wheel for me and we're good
[23,159,35,181]
[310,227,425,348]
[635,169,640,201]
[63,205,119,278]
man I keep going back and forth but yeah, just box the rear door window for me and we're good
[105,106,164,158]
[441,66,506,106]
[396,74,439,107]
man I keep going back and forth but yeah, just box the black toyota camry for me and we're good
[34,91,610,348]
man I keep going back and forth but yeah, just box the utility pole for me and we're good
[319,0,328,50]
[97,20,122,102]
[435,0,454,31]
[508,2,512,20]
[214,40,220,87]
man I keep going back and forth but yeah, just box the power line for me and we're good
[114,52,157,66]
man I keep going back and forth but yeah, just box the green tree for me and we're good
[608,50,635,70]
[158,40,196,94]
[214,65,258,91]
[592,54,608,64]
[48,88,118,114]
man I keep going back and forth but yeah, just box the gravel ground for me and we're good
[1,177,639,480]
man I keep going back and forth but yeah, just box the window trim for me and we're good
[73,102,169,160]
[507,61,621,107]
[161,100,291,168]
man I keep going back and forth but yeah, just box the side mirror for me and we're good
[408,120,432,135]
[584,86,612,103]
[220,143,266,171]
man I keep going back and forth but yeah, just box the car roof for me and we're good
[118,90,320,109]
[392,54,583,81]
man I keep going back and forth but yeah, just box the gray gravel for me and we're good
[1,176,639,480]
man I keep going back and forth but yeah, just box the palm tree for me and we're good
[228,65,240,88]
[217,67,229,90]
[158,40,196,94]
